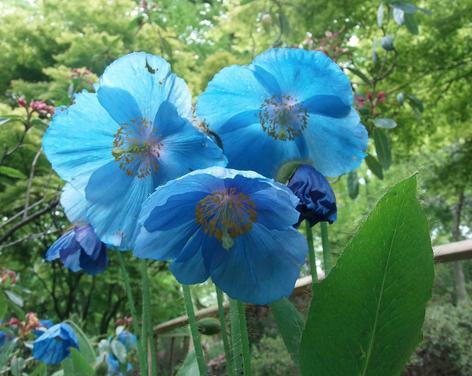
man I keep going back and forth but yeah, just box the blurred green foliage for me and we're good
[0,0,471,373]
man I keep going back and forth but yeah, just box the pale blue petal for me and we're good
[99,52,192,121]
[97,86,142,125]
[253,48,352,104]
[42,91,116,181]
[251,188,300,229]
[304,109,368,177]
[60,184,88,224]
[45,230,76,261]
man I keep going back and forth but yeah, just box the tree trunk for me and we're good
[452,189,468,304]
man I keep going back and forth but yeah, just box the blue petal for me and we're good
[302,95,351,118]
[220,123,307,178]
[97,86,142,125]
[252,48,352,104]
[155,103,227,185]
[45,230,76,261]
[60,246,82,272]
[98,52,192,122]
[196,64,272,129]
[304,109,368,177]
[60,184,88,224]
[79,245,108,275]
[84,161,156,248]
[74,225,102,258]
[33,324,78,365]
[134,221,199,260]
[169,231,211,284]
[210,224,307,304]
[42,91,116,182]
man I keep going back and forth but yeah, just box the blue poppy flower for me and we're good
[134,167,308,304]
[45,224,108,275]
[287,164,337,227]
[33,323,79,365]
[117,330,137,351]
[43,52,227,248]
[196,48,368,179]
[33,319,54,337]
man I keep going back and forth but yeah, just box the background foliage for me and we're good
[0,0,471,374]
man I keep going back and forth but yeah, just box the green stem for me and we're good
[216,287,235,376]
[238,301,251,376]
[320,222,331,274]
[117,252,146,374]
[141,261,157,376]
[229,299,243,375]
[305,221,318,285]
[182,284,208,375]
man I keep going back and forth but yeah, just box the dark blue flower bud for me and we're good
[287,165,337,227]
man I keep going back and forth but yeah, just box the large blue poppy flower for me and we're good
[33,323,79,365]
[134,167,308,304]
[196,48,368,179]
[43,52,227,248]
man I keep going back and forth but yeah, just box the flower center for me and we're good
[259,95,308,141]
[195,188,257,250]
[112,117,162,178]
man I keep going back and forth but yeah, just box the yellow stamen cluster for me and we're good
[112,117,161,178]
[259,95,308,141]
[195,188,257,250]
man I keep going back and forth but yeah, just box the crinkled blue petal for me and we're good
[42,91,116,182]
[252,48,352,104]
[304,109,368,177]
[98,52,192,121]
[210,224,307,304]
[60,246,82,272]
[45,230,77,261]
[74,225,102,258]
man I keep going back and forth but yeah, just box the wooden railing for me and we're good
[154,239,472,335]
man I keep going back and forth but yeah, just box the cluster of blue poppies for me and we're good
[43,48,366,305]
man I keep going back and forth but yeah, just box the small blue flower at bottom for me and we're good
[45,224,108,275]
[287,164,337,227]
[134,167,308,304]
[33,323,79,365]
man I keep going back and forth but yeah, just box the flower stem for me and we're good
[182,284,208,375]
[117,252,147,374]
[141,261,157,376]
[229,299,243,375]
[305,221,318,284]
[238,301,251,376]
[215,287,235,376]
[320,222,331,274]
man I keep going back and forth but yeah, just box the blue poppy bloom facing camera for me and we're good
[43,52,226,248]
[287,164,337,227]
[134,167,308,304]
[197,48,367,179]
[33,323,79,365]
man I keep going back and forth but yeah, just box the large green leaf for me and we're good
[270,298,304,366]
[176,351,199,376]
[373,128,392,170]
[300,176,434,376]
[62,348,94,376]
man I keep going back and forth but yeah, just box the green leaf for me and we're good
[365,154,384,180]
[300,176,434,376]
[30,363,48,376]
[270,298,304,366]
[0,293,7,319]
[389,2,417,13]
[10,356,25,376]
[404,12,419,34]
[176,351,199,376]
[62,348,94,376]
[0,166,26,179]
[374,118,397,129]
[5,290,23,307]
[279,12,290,36]
[406,94,424,114]
[347,171,359,200]
[64,320,96,364]
[373,128,392,170]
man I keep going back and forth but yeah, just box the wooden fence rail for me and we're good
[154,239,472,335]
